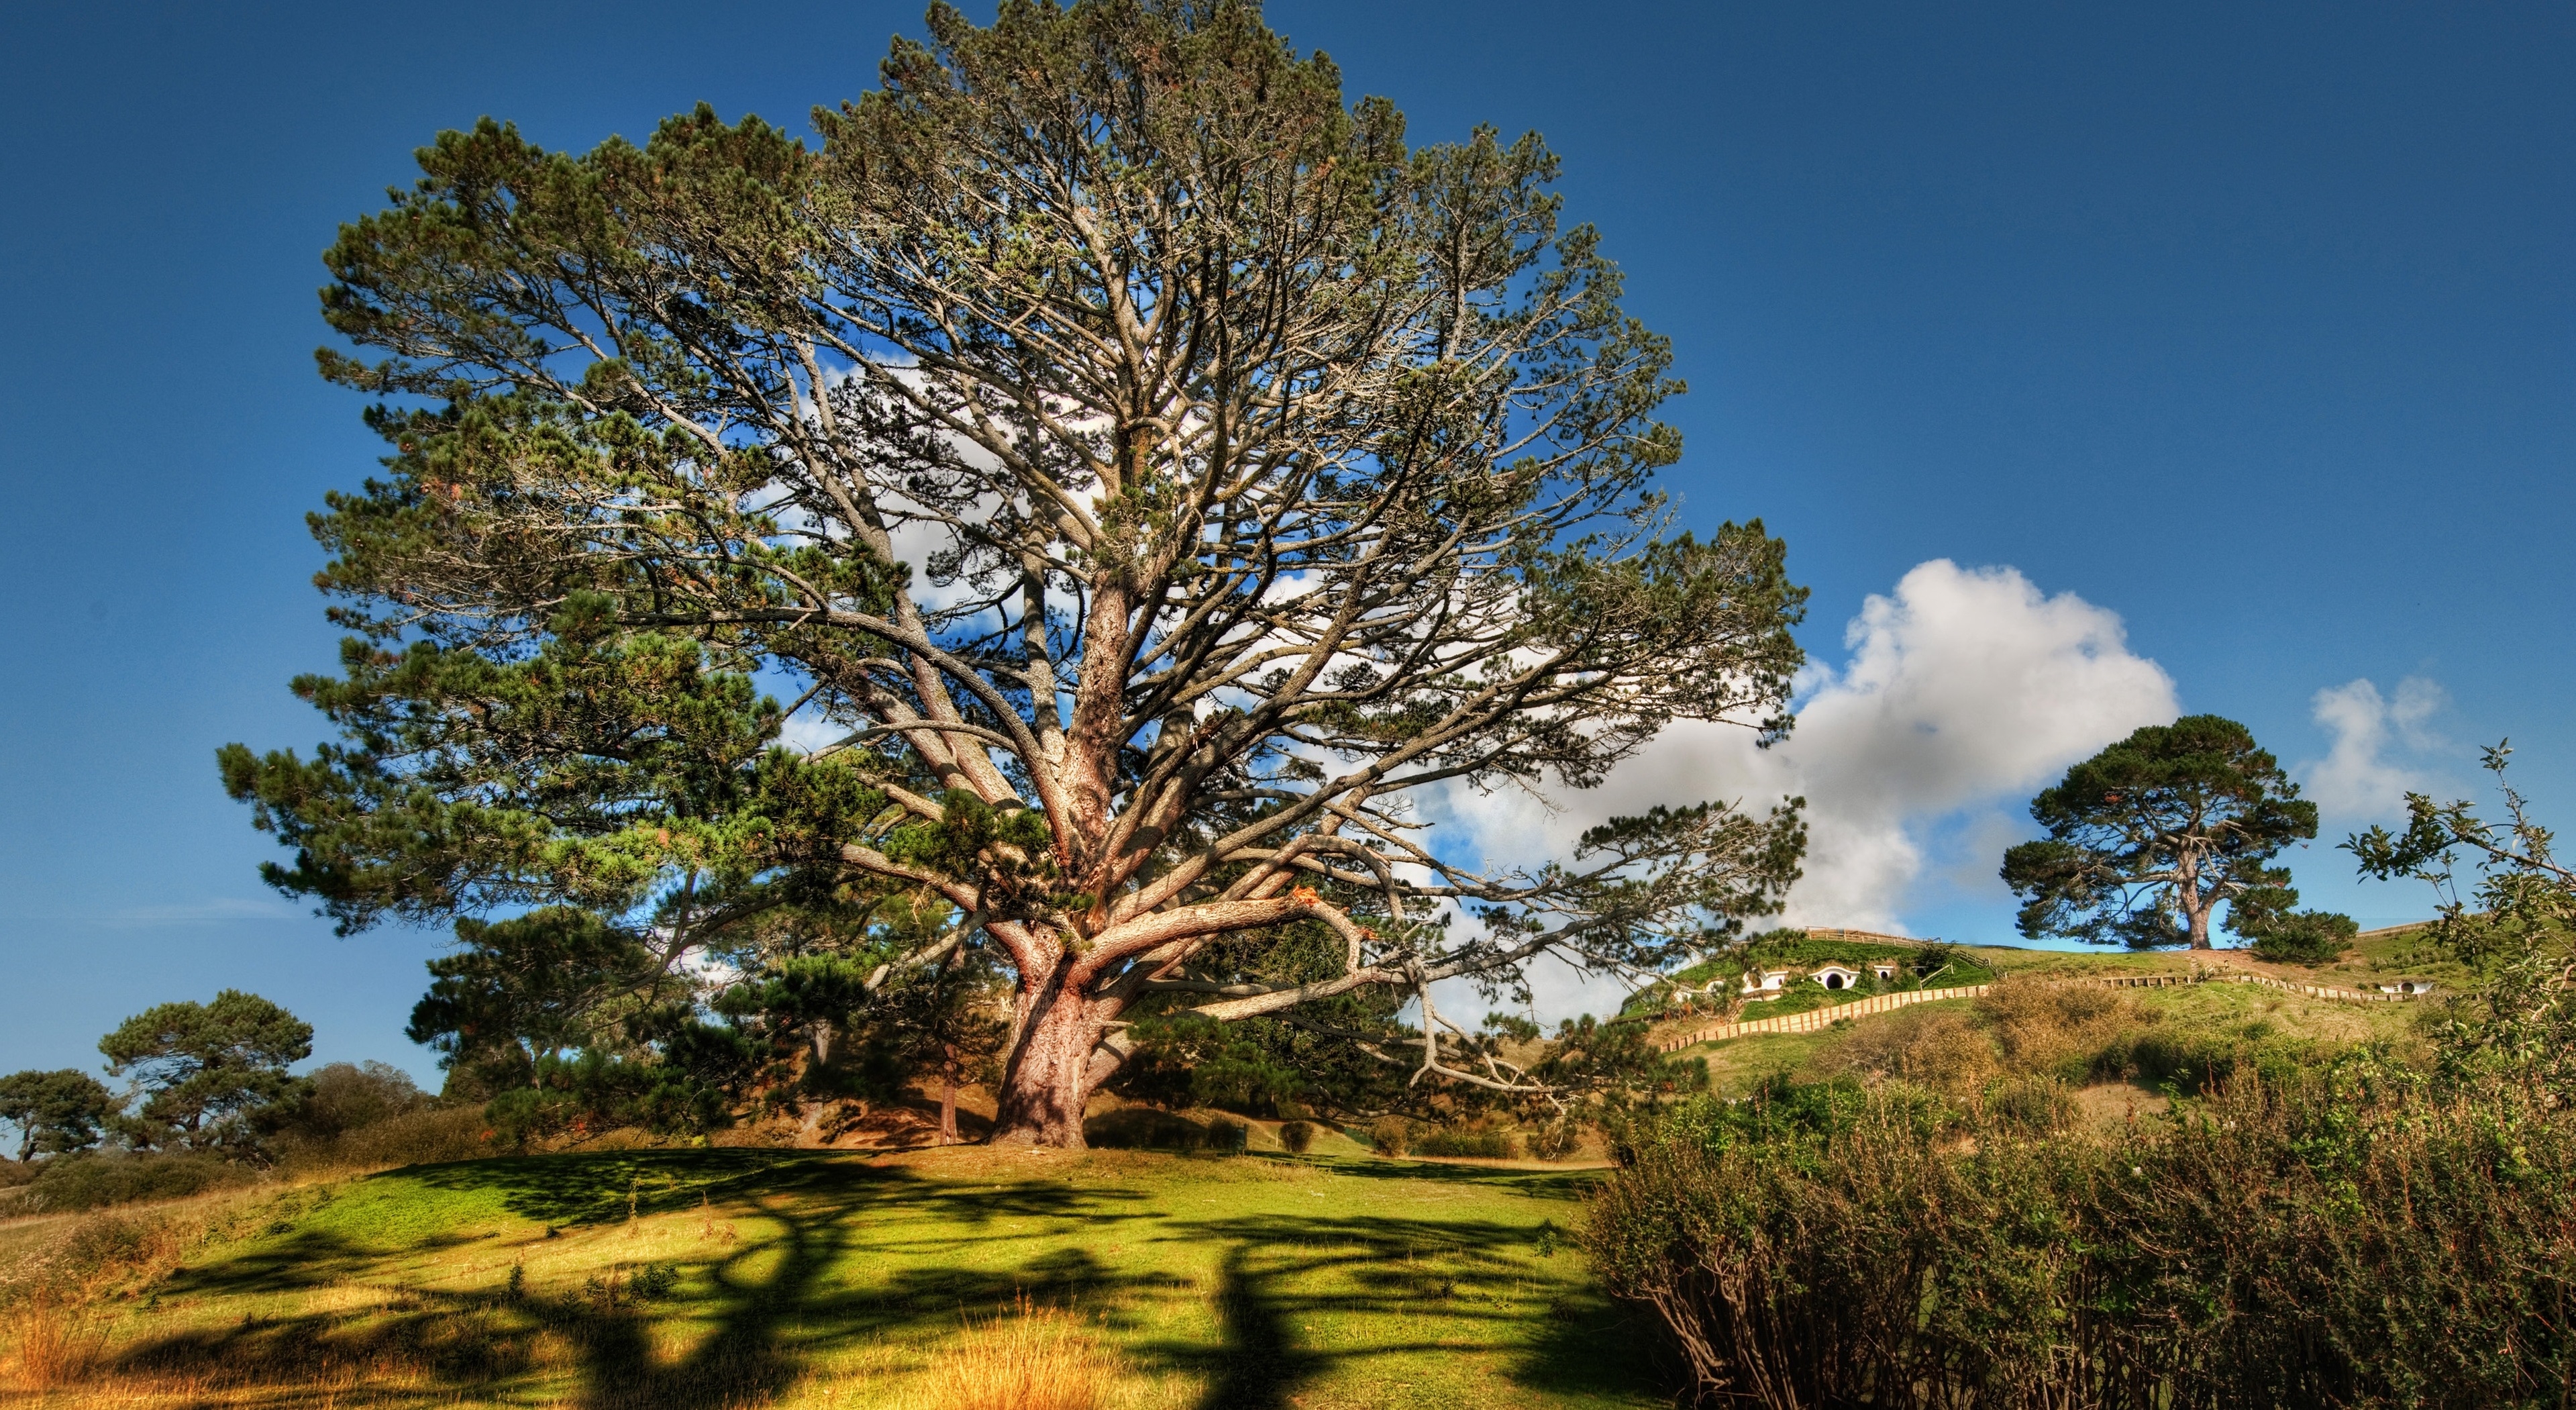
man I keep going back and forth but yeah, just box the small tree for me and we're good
[406,907,676,1090]
[0,1069,120,1162]
[220,0,1809,1147]
[2226,884,2359,966]
[2349,742,2576,1093]
[281,1060,429,1142]
[2002,715,2318,950]
[100,991,313,1149]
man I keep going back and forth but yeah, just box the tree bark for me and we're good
[988,976,1098,1147]
[2180,852,2215,949]
[937,1044,961,1145]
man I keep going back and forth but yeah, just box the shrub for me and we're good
[481,1046,737,1144]
[1082,1109,1206,1150]
[1586,1067,2576,1409]
[286,1103,489,1172]
[1525,1118,1584,1161]
[1366,1117,1411,1157]
[1975,976,2139,1077]
[1204,1117,1248,1154]
[1414,1127,1514,1159]
[1815,1005,1999,1093]
[277,1060,425,1142]
[2250,909,2358,966]
[15,1150,250,1213]
[0,1207,191,1312]
[1277,1120,1317,1154]
[1980,1074,2075,1134]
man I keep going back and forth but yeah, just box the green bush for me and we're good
[1205,1117,1249,1153]
[12,1150,252,1213]
[1367,1117,1411,1156]
[1586,1064,2576,1409]
[482,1046,735,1144]
[1525,1118,1584,1161]
[1414,1127,1514,1159]
[275,1060,425,1141]
[1084,1107,1208,1150]
[285,1103,490,1171]
[1278,1119,1317,1154]
[2250,909,2359,966]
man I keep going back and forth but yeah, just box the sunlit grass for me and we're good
[5,1146,1663,1409]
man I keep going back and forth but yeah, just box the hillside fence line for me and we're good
[1654,967,2428,1052]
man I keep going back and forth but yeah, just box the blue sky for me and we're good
[1,1,2567,1083]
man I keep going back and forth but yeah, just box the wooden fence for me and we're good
[1655,984,1992,1051]
[1800,927,1941,948]
[2208,970,2426,1004]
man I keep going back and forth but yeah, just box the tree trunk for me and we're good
[937,1047,960,1146]
[988,981,1096,1148]
[2180,854,2214,950]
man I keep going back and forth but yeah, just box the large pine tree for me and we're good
[223,0,1807,1146]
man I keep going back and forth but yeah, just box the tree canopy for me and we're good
[219,0,1806,1145]
[2001,715,2318,950]
[100,991,314,1148]
[0,1068,119,1162]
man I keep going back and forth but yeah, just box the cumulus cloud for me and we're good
[2299,677,2447,819]
[1426,560,2179,1020]
[1763,560,2180,927]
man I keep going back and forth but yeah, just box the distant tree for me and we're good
[0,1069,120,1161]
[2002,716,2318,950]
[217,0,1809,1147]
[282,1060,428,1142]
[100,991,313,1148]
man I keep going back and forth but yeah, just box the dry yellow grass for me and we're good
[5,1293,105,1391]
[905,1295,1121,1410]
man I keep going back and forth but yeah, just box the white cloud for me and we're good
[778,711,849,756]
[1765,560,2180,927]
[2299,677,2447,818]
[1429,560,2178,1021]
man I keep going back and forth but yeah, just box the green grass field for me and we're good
[12,1146,1665,1409]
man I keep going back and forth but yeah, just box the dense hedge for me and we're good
[1586,1061,2576,1408]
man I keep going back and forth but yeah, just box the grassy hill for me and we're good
[2,928,2461,1408]
[0,1146,1665,1409]
[1657,935,2435,1104]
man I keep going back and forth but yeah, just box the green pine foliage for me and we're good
[0,1069,119,1162]
[99,991,313,1152]
[2003,716,2321,949]
[216,0,1811,1144]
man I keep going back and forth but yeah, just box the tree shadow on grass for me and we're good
[111,1152,1170,1409]
[110,1150,1664,1409]
[1134,1207,1667,1409]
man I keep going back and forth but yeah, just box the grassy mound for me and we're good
[0,1146,1663,1409]
[1665,945,2430,1107]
